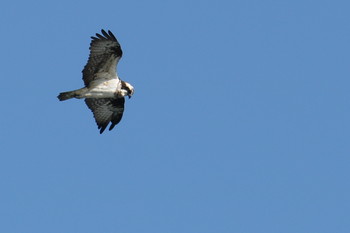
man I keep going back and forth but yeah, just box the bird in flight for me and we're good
[58,29,134,134]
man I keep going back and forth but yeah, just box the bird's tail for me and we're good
[57,90,78,101]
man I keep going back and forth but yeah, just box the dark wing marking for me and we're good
[82,29,123,86]
[85,98,125,134]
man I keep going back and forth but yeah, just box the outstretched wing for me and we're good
[85,98,125,134]
[82,30,123,86]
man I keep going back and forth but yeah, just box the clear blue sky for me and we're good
[1,0,349,232]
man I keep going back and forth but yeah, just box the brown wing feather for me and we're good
[82,30,123,86]
[85,98,125,134]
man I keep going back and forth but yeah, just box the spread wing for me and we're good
[85,98,125,134]
[82,30,123,86]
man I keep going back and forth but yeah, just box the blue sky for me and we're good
[1,0,349,232]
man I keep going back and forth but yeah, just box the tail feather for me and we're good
[57,90,77,101]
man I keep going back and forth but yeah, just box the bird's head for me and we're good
[121,81,134,99]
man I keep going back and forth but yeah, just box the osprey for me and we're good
[58,29,134,134]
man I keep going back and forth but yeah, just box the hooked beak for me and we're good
[128,89,134,99]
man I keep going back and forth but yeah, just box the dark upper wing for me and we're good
[85,98,125,134]
[82,30,123,86]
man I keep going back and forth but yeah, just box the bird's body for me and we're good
[58,30,134,133]
[84,78,121,98]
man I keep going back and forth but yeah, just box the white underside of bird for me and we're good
[79,77,121,98]
[59,75,133,100]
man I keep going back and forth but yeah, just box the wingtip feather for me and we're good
[101,29,109,37]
